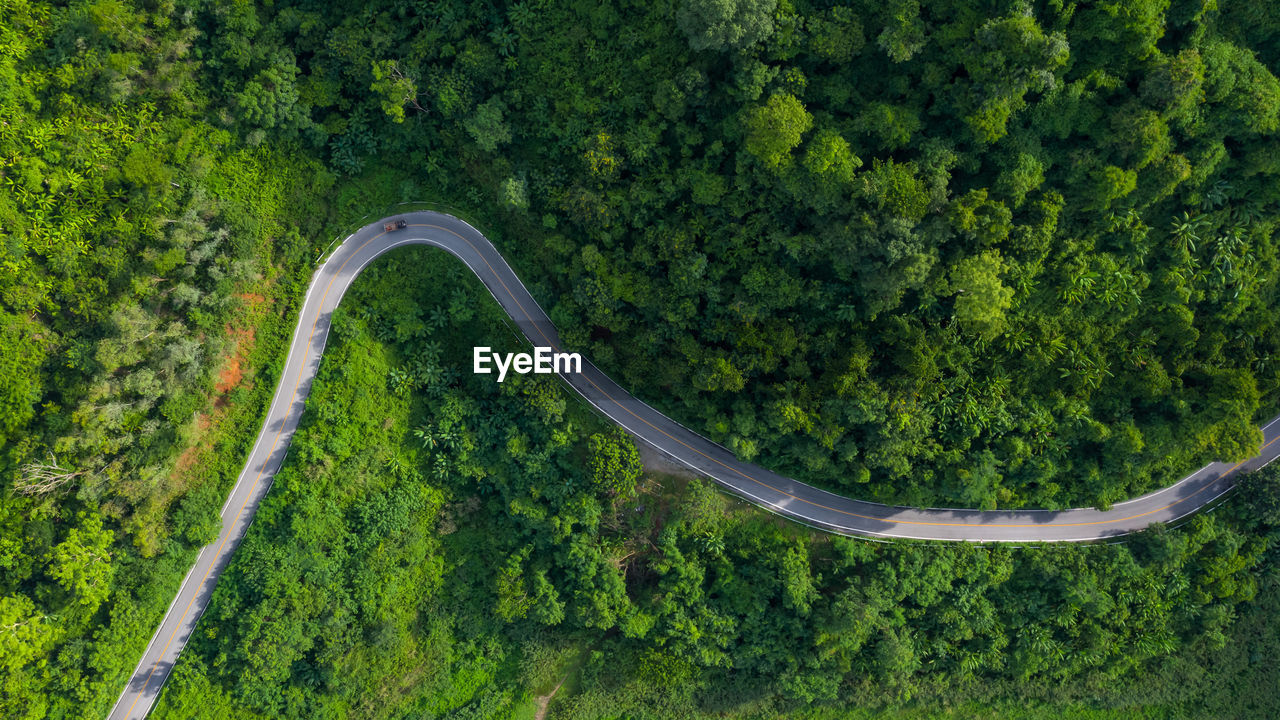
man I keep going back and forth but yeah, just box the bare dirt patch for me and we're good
[214,326,255,397]
[168,289,273,502]
[213,292,269,399]
[632,433,701,480]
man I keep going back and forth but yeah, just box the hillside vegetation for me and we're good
[155,250,1280,719]
[165,0,1280,510]
[1,0,1279,718]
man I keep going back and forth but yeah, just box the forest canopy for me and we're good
[156,0,1280,511]
[1,0,1279,718]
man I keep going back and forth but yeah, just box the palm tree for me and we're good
[1200,179,1231,210]
[413,423,441,450]
[431,455,451,480]
[428,306,449,330]
[696,531,725,557]
[835,303,858,324]
[415,423,461,454]
[1001,325,1031,353]
[1168,211,1203,252]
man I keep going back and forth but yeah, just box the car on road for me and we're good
[383,219,407,232]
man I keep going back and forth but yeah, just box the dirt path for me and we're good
[533,675,569,720]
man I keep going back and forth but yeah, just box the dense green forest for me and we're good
[1,0,1279,717]
[168,0,1280,511]
[0,0,339,714]
[117,0,1280,511]
[155,250,1280,719]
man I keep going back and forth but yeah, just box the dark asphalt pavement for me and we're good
[108,211,1280,718]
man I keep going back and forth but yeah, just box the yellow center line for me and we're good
[123,230,389,716]
[129,217,1277,717]
[425,223,1278,533]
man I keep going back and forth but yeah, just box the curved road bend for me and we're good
[109,210,1280,718]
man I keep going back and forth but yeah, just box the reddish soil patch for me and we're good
[163,289,274,521]
[213,293,268,401]
[214,326,255,396]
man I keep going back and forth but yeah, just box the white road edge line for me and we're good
[109,211,1280,719]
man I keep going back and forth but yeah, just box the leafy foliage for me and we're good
[3,0,1280,718]
[153,251,1280,719]
[0,0,336,714]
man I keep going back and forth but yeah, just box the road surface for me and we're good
[108,210,1280,718]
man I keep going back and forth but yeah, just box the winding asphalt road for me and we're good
[108,210,1280,718]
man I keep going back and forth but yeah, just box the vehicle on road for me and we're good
[108,210,1280,720]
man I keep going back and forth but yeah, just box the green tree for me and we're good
[995,152,1045,208]
[875,627,920,697]
[877,0,926,62]
[49,513,115,612]
[677,0,777,52]
[370,60,422,123]
[688,169,728,205]
[1085,164,1138,210]
[803,129,861,184]
[0,313,46,442]
[587,428,644,499]
[499,175,529,210]
[858,102,922,150]
[237,53,306,132]
[808,6,864,63]
[1141,48,1205,122]
[464,97,513,152]
[863,158,931,221]
[0,594,56,674]
[948,251,1013,340]
[1202,40,1280,136]
[742,92,812,170]
[1073,0,1169,66]
[121,144,171,191]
